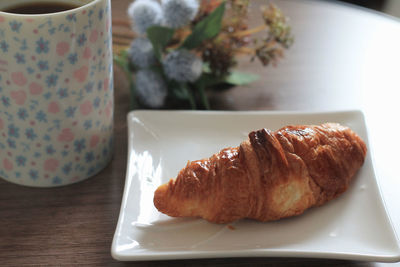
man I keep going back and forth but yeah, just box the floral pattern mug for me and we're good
[0,0,114,187]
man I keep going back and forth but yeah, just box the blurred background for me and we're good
[337,0,400,17]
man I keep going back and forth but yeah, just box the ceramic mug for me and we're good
[0,0,114,187]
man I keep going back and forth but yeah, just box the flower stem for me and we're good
[113,52,139,109]
[198,85,210,110]
[128,79,139,110]
[185,87,197,110]
[233,24,268,38]
[234,46,255,55]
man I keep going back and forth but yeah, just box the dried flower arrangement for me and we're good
[113,0,293,109]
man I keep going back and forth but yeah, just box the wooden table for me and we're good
[1,0,399,265]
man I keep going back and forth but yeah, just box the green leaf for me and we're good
[128,76,139,109]
[225,71,259,85]
[181,2,225,49]
[171,83,197,109]
[196,83,210,110]
[147,26,175,60]
[113,52,129,73]
[197,73,223,87]
[202,63,212,73]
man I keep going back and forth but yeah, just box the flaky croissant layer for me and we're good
[153,123,367,224]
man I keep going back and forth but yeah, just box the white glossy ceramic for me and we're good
[112,110,400,262]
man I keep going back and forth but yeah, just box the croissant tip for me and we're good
[153,183,168,212]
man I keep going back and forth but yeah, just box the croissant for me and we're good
[153,123,367,224]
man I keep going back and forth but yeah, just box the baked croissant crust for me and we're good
[153,123,367,224]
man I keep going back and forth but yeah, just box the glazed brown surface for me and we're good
[154,123,367,223]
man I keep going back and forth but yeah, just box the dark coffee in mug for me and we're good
[2,2,79,14]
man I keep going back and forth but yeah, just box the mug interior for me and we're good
[0,0,95,13]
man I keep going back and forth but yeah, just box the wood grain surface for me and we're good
[1,0,399,266]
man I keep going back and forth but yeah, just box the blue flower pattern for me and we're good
[1,96,11,107]
[9,21,22,33]
[8,124,20,138]
[36,110,48,122]
[17,108,28,120]
[57,88,69,99]
[7,138,16,149]
[35,37,50,54]
[77,33,87,47]
[0,1,113,186]
[16,156,27,166]
[65,106,77,118]
[25,128,37,141]
[74,139,86,153]
[14,53,26,64]
[0,41,9,53]
[45,74,58,87]
[68,53,78,65]
[45,145,56,155]
[37,60,49,71]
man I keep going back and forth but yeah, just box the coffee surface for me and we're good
[2,2,79,14]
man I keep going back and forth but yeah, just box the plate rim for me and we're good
[111,109,400,262]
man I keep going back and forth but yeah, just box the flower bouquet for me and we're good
[113,0,293,109]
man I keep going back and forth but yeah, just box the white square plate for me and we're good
[111,110,400,262]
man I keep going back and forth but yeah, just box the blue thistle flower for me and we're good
[128,37,156,68]
[127,0,163,34]
[135,69,167,108]
[162,0,199,28]
[163,49,203,82]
